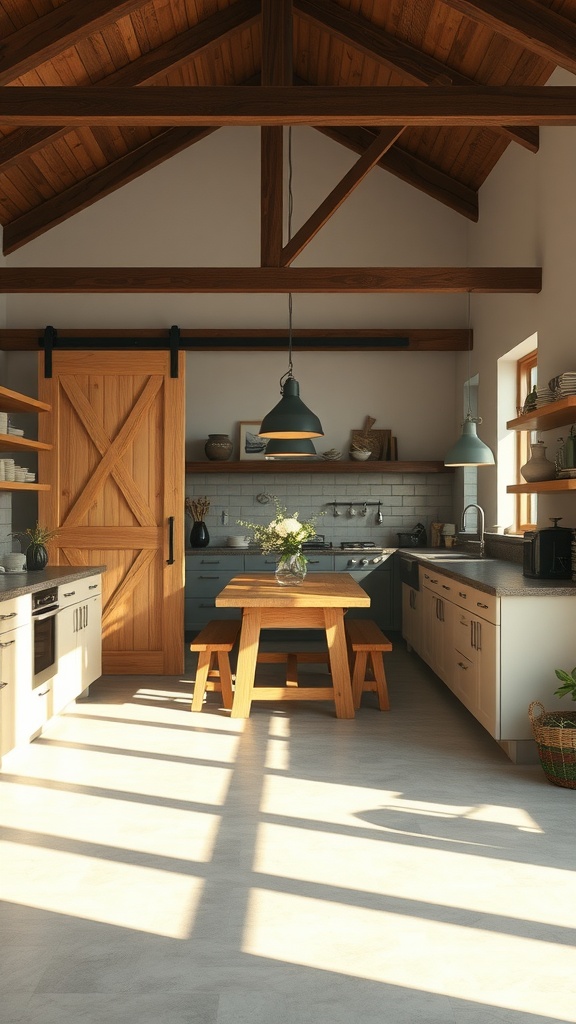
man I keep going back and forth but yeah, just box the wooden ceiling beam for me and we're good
[2,128,218,255]
[0,328,474,353]
[0,0,260,175]
[260,0,292,267]
[316,126,478,221]
[441,0,576,76]
[2,86,576,127]
[0,0,149,86]
[0,267,541,293]
[280,127,406,266]
[294,0,538,152]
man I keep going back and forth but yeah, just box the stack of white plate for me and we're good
[8,426,24,436]
[549,372,576,398]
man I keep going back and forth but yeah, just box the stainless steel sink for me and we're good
[419,553,493,561]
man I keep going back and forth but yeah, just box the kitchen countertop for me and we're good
[400,549,576,597]
[0,565,106,601]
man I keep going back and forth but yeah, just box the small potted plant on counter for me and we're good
[13,523,58,571]
[529,668,576,788]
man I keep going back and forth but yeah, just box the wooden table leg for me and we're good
[230,607,261,718]
[323,607,355,719]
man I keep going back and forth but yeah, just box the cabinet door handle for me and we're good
[458,591,467,598]
[0,612,17,620]
[84,605,88,628]
[166,515,175,565]
[89,584,98,590]
[442,584,451,590]
[63,591,75,598]
[476,602,489,609]
[37,687,51,696]
[457,661,469,671]
[476,621,482,652]
[199,575,220,580]
[200,560,221,565]
[0,681,7,689]
[73,608,77,633]
[0,639,15,648]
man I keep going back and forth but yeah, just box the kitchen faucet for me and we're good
[461,503,486,558]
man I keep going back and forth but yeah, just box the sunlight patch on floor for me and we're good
[0,842,204,938]
[242,889,576,1020]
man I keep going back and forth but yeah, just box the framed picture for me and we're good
[238,421,268,460]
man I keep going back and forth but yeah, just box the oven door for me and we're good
[33,605,58,686]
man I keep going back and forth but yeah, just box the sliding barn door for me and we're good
[38,351,185,675]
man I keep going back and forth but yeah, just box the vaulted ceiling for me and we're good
[0,0,576,268]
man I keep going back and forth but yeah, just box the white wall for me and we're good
[4,127,467,464]
[468,68,576,530]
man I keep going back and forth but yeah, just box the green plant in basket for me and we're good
[552,667,576,727]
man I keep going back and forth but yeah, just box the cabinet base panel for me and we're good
[498,739,540,765]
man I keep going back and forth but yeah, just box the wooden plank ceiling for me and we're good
[0,0,575,266]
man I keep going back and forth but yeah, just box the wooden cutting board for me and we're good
[351,417,391,460]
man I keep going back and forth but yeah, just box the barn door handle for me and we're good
[167,516,175,564]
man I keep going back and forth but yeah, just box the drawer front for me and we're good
[420,566,455,598]
[186,570,236,598]
[59,575,102,607]
[0,593,31,634]
[186,554,244,571]
[454,584,499,624]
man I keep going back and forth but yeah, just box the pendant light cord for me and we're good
[282,126,294,387]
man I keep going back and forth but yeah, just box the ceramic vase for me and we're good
[204,434,233,461]
[520,441,556,482]
[189,521,210,548]
[26,543,48,571]
[275,550,307,586]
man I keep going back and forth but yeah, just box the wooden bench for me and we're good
[345,618,393,710]
[190,619,240,711]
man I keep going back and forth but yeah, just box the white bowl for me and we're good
[349,449,371,461]
[227,536,250,548]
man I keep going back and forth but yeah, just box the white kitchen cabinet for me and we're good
[451,605,499,735]
[54,576,102,714]
[421,585,455,686]
[0,595,33,758]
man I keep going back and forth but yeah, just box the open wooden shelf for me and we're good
[0,432,52,454]
[186,460,452,474]
[506,395,576,432]
[507,479,576,494]
[0,481,50,492]
[0,385,51,416]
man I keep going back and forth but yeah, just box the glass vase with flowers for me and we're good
[238,499,322,585]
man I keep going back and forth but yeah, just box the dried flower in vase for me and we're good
[186,496,211,522]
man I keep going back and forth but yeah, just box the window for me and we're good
[516,351,537,532]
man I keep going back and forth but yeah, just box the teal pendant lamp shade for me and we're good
[265,437,317,458]
[444,413,495,466]
[259,377,323,439]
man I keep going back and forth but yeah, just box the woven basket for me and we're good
[528,700,576,789]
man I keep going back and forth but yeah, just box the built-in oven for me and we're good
[32,586,59,687]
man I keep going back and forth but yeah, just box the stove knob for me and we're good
[360,558,369,566]
[348,558,357,566]
[372,556,382,564]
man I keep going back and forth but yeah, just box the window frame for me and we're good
[515,350,538,533]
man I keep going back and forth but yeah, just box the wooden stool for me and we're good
[190,619,240,711]
[345,618,393,710]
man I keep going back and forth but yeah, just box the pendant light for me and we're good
[259,128,324,442]
[444,292,495,467]
[265,437,317,458]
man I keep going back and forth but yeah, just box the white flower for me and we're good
[273,517,303,538]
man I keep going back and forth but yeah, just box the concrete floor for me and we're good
[1,637,576,1023]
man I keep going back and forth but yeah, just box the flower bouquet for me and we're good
[239,500,322,585]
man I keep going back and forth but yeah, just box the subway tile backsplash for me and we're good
[185,471,455,548]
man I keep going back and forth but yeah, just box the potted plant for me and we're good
[529,668,576,788]
[13,523,58,571]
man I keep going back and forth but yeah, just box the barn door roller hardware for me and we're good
[40,325,181,378]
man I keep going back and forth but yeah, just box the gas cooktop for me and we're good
[302,536,385,551]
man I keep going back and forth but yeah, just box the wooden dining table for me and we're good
[215,572,370,719]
